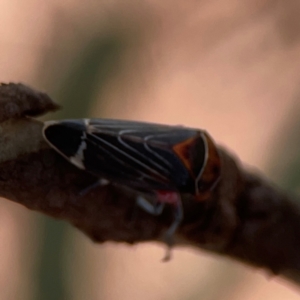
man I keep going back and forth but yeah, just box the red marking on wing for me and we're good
[172,137,196,176]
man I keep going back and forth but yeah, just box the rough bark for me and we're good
[1,83,300,286]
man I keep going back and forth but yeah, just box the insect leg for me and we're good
[162,198,183,261]
[137,191,183,261]
[79,179,110,196]
[136,195,165,215]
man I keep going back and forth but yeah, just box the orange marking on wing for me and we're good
[172,136,196,175]
[196,132,221,201]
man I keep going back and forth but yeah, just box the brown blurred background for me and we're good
[0,0,300,299]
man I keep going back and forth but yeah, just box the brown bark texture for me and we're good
[1,83,300,286]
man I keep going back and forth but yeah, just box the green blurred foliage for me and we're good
[52,33,125,120]
[35,31,128,300]
[268,108,300,191]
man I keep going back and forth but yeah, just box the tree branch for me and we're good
[1,83,300,286]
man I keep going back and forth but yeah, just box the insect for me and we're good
[43,119,221,260]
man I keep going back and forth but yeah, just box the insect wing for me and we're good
[85,119,197,191]
[43,119,206,193]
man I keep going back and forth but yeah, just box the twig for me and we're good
[1,83,300,287]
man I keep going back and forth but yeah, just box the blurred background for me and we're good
[0,0,300,299]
